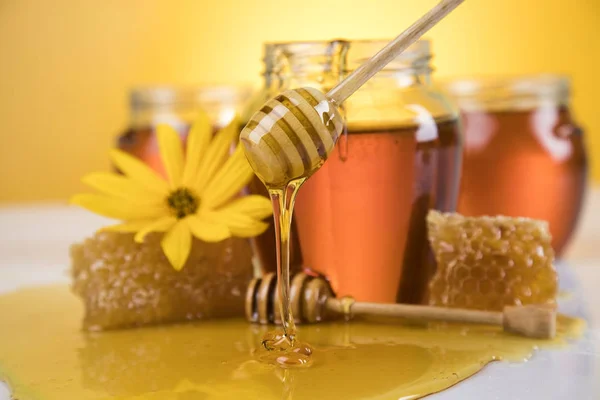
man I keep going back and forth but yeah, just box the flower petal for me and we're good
[203,210,269,238]
[186,214,231,242]
[71,193,166,220]
[109,149,169,194]
[156,124,185,188]
[82,172,161,202]
[192,117,240,192]
[99,220,155,233]
[216,195,273,220]
[182,111,212,186]
[134,216,177,243]
[161,220,192,271]
[201,145,255,209]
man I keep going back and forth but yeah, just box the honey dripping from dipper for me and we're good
[240,0,466,367]
[241,87,344,367]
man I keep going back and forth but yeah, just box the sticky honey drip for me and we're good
[0,286,585,400]
[261,178,314,368]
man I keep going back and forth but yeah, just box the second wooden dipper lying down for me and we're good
[246,272,557,339]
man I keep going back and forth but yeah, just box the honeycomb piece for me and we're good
[427,211,557,311]
[71,232,253,330]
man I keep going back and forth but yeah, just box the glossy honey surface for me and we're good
[0,286,584,400]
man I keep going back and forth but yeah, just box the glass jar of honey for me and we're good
[245,40,463,303]
[444,76,588,256]
[117,85,250,176]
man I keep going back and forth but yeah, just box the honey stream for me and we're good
[262,179,313,367]
[0,286,584,400]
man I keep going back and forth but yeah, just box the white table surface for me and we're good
[1,190,599,399]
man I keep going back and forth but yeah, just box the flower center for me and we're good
[167,188,199,219]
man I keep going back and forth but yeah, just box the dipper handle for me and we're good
[246,273,556,339]
[239,0,465,187]
[327,0,465,104]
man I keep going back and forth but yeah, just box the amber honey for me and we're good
[246,177,303,275]
[117,126,167,175]
[445,76,588,256]
[243,40,463,305]
[294,119,462,304]
[0,286,584,400]
[458,107,587,255]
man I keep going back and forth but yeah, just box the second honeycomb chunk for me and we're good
[71,232,253,330]
[427,211,557,311]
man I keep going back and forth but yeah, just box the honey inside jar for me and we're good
[444,76,588,256]
[296,118,461,304]
[117,85,250,177]
[244,39,463,305]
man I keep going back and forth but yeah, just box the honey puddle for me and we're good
[0,286,584,400]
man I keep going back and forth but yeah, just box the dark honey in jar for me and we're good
[248,40,462,304]
[445,76,588,255]
[296,119,461,304]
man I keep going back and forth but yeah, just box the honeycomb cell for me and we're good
[470,266,484,280]
[520,285,532,297]
[455,265,469,280]
[71,232,253,330]
[462,278,477,293]
[427,211,557,311]
[495,281,507,295]
[487,265,505,281]
[479,279,493,295]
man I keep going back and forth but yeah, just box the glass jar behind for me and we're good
[118,85,250,176]
[246,40,462,304]
[444,76,588,256]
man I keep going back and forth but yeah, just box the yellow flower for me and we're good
[71,114,272,270]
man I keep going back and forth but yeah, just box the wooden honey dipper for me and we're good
[246,273,557,339]
[240,0,465,186]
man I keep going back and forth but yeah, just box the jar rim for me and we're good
[263,39,431,74]
[441,74,570,110]
[130,85,252,109]
[441,74,570,98]
[264,38,429,59]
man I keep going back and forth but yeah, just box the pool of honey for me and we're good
[0,286,584,400]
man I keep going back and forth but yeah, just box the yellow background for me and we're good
[0,0,598,203]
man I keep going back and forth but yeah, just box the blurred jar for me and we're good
[117,85,250,176]
[245,40,462,304]
[444,76,588,256]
